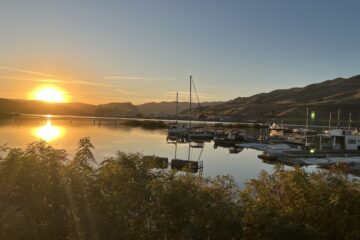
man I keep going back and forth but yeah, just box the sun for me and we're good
[33,87,66,102]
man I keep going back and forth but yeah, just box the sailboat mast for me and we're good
[176,92,179,125]
[337,109,340,128]
[306,107,309,129]
[328,112,332,129]
[189,75,192,128]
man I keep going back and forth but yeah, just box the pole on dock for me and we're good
[337,109,340,128]
[328,112,332,129]
[306,107,309,129]
[187,142,191,161]
[348,112,352,129]
[174,141,177,160]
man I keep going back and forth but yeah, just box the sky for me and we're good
[1,0,360,104]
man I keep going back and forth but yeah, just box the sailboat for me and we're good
[186,75,214,142]
[167,92,189,142]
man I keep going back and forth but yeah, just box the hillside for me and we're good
[137,101,222,116]
[203,75,360,123]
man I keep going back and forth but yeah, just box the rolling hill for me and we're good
[202,74,360,123]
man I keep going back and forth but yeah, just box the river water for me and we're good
[0,116,317,186]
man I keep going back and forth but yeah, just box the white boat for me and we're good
[236,143,269,151]
[167,92,189,137]
[269,122,286,131]
[186,75,213,141]
[259,143,303,160]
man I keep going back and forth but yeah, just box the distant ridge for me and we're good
[202,74,360,123]
[2,74,360,123]
[0,98,222,118]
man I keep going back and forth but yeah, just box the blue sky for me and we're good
[1,0,360,103]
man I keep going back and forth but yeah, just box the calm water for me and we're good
[0,116,316,186]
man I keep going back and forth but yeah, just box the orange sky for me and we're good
[0,65,222,104]
[2,1,359,105]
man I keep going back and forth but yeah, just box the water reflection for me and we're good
[33,119,64,142]
[0,117,274,185]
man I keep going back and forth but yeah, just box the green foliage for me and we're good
[73,137,96,168]
[0,139,359,239]
[240,168,360,240]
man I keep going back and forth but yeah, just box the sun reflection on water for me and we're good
[33,119,64,142]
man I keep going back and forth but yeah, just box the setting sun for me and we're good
[33,87,66,102]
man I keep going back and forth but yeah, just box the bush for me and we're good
[0,140,359,239]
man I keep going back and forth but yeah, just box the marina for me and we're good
[2,109,360,184]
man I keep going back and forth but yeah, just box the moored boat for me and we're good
[214,130,257,147]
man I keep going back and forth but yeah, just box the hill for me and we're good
[202,75,360,123]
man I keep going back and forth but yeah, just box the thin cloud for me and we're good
[115,89,139,96]
[0,76,63,83]
[0,65,116,87]
[103,73,159,82]
[0,66,55,78]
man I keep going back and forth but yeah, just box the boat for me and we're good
[214,130,257,147]
[185,75,214,142]
[236,142,269,151]
[188,127,214,141]
[316,128,360,151]
[269,122,286,131]
[259,127,360,162]
[167,92,189,141]
[258,143,303,161]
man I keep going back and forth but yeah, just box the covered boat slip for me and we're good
[317,129,360,151]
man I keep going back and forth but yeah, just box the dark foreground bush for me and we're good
[0,139,359,239]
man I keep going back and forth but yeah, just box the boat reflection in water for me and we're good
[33,119,65,142]
[170,140,204,174]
